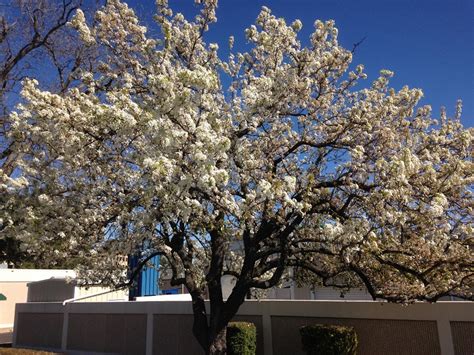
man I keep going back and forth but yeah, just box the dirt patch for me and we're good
[0,348,62,354]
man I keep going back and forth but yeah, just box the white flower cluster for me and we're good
[68,9,95,45]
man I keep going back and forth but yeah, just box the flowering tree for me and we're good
[5,0,473,353]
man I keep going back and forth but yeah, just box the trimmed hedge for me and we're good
[226,321,257,355]
[300,324,358,355]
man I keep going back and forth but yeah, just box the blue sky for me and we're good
[127,0,474,127]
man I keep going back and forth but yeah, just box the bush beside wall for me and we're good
[300,324,358,355]
[227,321,257,355]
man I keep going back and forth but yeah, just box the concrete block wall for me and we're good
[13,300,474,355]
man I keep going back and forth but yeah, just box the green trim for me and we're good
[0,293,6,301]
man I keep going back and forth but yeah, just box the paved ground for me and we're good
[0,329,12,345]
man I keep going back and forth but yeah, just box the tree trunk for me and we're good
[191,292,210,352]
[207,327,227,355]
[192,289,247,354]
[206,283,249,354]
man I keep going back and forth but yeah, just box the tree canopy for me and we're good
[2,0,473,353]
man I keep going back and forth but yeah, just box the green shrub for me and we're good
[226,321,257,355]
[299,324,358,355]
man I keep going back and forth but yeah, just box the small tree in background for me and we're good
[4,0,473,353]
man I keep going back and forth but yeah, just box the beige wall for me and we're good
[0,269,76,329]
[67,313,147,354]
[271,316,440,355]
[15,312,63,349]
[153,314,264,355]
[13,300,474,355]
[450,321,474,355]
[0,268,127,339]
[0,279,127,329]
[0,282,28,328]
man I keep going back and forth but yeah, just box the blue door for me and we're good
[128,254,160,299]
